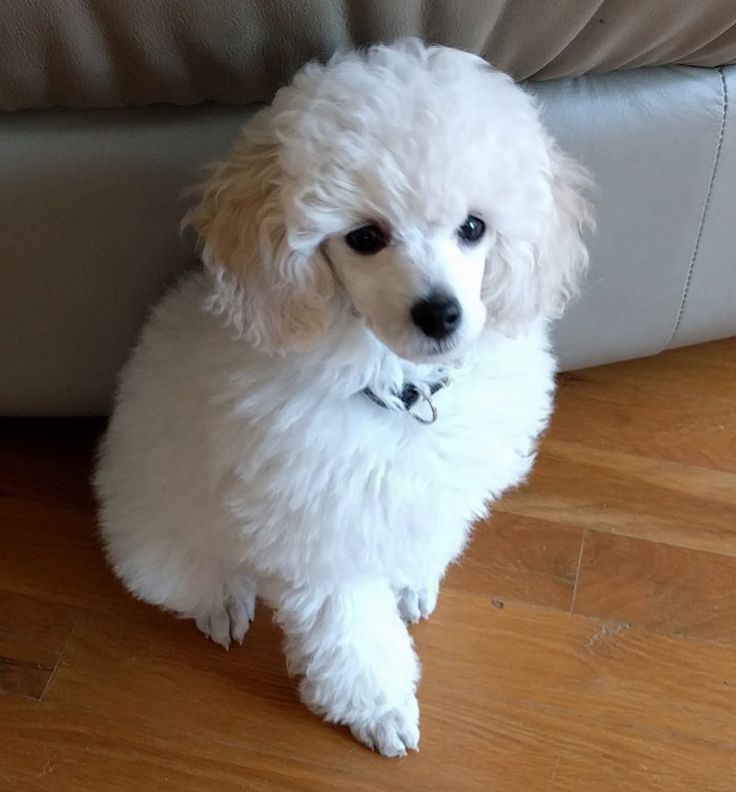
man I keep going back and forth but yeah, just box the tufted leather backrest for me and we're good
[1,0,735,111]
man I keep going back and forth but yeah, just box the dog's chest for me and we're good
[230,355,553,582]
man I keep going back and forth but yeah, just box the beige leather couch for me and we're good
[1,1,735,414]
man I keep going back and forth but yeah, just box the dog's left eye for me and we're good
[344,225,388,255]
[457,215,486,244]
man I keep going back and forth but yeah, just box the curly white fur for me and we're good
[94,39,592,758]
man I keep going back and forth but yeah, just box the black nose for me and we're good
[411,293,462,340]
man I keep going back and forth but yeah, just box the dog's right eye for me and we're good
[344,225,388,255]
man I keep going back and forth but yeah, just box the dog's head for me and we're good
[185,39,593,360]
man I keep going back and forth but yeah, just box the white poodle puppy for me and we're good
[94,39,592,757]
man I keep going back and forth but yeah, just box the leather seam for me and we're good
[666,67,728,347]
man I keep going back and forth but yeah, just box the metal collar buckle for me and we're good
[362,375,449,425]
[407,390,439,424]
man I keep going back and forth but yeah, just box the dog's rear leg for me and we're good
[271,579,420,757]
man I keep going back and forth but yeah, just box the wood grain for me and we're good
[0,591,77,700]
[497,338,736,555]
[1,597,734,792]
[548,337,736,473]
[574,531,736,644]
[446,512,582,610]
[497,440,736,555]
[1,338,735,791]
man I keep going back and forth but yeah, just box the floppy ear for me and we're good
[183,135,335,352]
[484,142,594,332]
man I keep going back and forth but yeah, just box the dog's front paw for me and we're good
[349,695,420,758]
[193,582,256,650]
[396,582,439,624]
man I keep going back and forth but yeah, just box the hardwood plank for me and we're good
[0,590,78,699]
[0,420,131,612]
[0,496,132,613]
[573,531,736,644]
[449,512,582,611]
[496,341,736,554]
[421,594,736,792]
[0,418,103,510]
[497,439,736,555]
[1,595,734,791]
[550,337,736,473]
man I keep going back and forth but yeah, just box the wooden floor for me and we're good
[1,338,735,791]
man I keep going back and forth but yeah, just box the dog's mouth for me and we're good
[363,316,466,365]
[425,344,455,359]
[410,335,462,363]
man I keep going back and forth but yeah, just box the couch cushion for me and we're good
[1,0,735,111]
